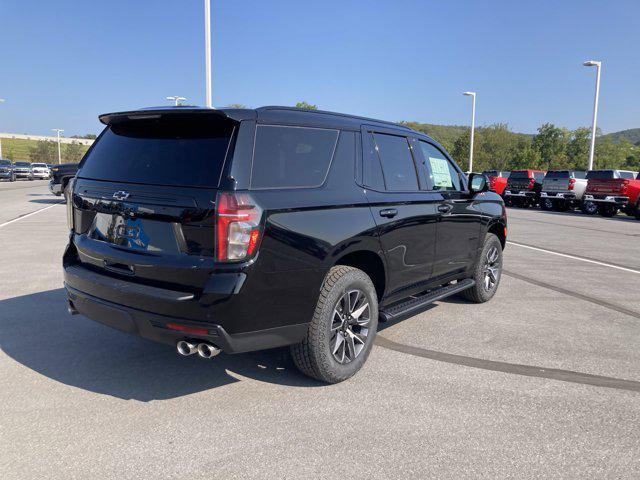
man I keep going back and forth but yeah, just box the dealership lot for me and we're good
[1,181,639,479]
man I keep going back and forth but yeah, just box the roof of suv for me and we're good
[98,105,415,135]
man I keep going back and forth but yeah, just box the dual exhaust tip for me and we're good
[176,340,221,359]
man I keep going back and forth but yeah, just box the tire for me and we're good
[554,200,570,212]
[459,233,503,303]
[598,205,617,217]
[291,265,378,384]
[9,175,15,182]
[541,198,554,211]
[581,200,597,215]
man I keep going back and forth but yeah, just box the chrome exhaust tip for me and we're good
[197,343,221,359]
[176,340,198,356]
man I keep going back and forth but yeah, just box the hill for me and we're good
[0,137,90,163]
[600,128,640,145]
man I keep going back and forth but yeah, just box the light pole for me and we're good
[204,0,213,108]
[583,60,601,171]
[166,96,187,106]
[463,91,476,173]
[52,129,64,164]
[0,99,4,159]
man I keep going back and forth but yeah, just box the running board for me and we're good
[379,279,475,322]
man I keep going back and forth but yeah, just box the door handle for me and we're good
[437,204,453,214]
[379,208,398,218]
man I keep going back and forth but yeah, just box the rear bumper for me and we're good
[540,191,576,200]
[583,194,629,205]
[504,190,536,198]
[14,172,31,178]
[63,265,308,353]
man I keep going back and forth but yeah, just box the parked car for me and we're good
[584,169,640,217]
[31,162,51,179]
[49,163,79,196]
[483,170,510,195]
[503,169,546,207]
[0,159,15,181]
[12,161,33,180]
[62,106,507,383]
[539,170,588,212]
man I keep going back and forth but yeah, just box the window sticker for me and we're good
[428,157,453,188]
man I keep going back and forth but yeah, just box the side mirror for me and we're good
[469,173,489,193]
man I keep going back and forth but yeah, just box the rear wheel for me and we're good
[581,200,597,215]
[599,205,617,217]
[460,233,503,303]
[554,200,570,212]
[291,266,378,384]
[634,202,640,221]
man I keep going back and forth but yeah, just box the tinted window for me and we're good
[545,171,569,179]
[620,171,635,179]
[0,160,10,166]
[586,170,615,179]
[251,125,338,189]
[14,162,30,167]
[573,171,587,179]
[418,141,461,191]
[483,170,499,177]
[372,133,419,191]
[510,171,530,179]
[79,116,234,187]
[363,133,385,190]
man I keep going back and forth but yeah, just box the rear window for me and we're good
[620,171,636,179]
[251,125,338,189]
[510,171,531,179]
[15,162,30,167]
[545,171,569,179]
[586,170,616,179]
[79,115,235,187]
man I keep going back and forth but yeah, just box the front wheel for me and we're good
[291,266,378,384]
[460,233,503,303]
[541,198,554,211]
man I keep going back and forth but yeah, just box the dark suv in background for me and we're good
[0,159,15,181]
[63,106,507,383]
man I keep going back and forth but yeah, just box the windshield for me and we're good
[79,115,235,188]
[32,163,47,168]
[14,162,30,167]
[0,160,10,166]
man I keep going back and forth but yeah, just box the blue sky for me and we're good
[1,0,639,136]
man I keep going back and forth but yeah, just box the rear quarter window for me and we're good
[250,125,339,189]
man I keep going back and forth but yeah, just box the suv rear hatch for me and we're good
[68,112,237,304]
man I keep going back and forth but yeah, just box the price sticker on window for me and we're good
[428,157,453,188]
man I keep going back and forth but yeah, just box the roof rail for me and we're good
[257,106,412,131]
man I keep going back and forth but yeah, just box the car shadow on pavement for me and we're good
[29,199,62,204]
[0,289,322,401]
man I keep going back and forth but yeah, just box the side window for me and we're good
[362,132,385,190]
[620,171,635,179]
[418,141,461,191]
[371,133,419,191]
[251,125,339,189]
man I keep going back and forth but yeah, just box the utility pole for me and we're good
[583,60,602,171]
[463,92,476,173]
[204,0,213,107]
[166,96,187,106]
[52,129,64,164]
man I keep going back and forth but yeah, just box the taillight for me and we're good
[568,178,575,190]
[215,192,263,262]
[528,178,535,189]
[66,177,76,231]
[621,179,629,195]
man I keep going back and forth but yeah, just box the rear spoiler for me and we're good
[99,107,255,125]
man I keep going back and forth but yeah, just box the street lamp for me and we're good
[166,96,187,106]
[52,129,64,164]
[583,60,601,171]
[463,91,476,173]
[0,99,4,159]
[204,0,213,108]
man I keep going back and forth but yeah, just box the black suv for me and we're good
[63,106,507,383]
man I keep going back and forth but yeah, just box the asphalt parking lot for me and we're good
[1,180,639,479]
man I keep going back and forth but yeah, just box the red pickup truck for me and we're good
[483,170,510,195]
[583,169,640,218]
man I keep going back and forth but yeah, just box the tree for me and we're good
[64,141,85,164]
[451,130,472,171]
[532,123,568,169]
[565,127,591,169]
[295,101,318,110]
[594,139,632,170]
[29,140,57,164]
[511,144,543,169]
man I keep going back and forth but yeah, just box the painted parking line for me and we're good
[0,201,64,229]
[507,240,640,275]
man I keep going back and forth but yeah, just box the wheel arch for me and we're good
[334,250,386,301]
[487,220,507,249]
